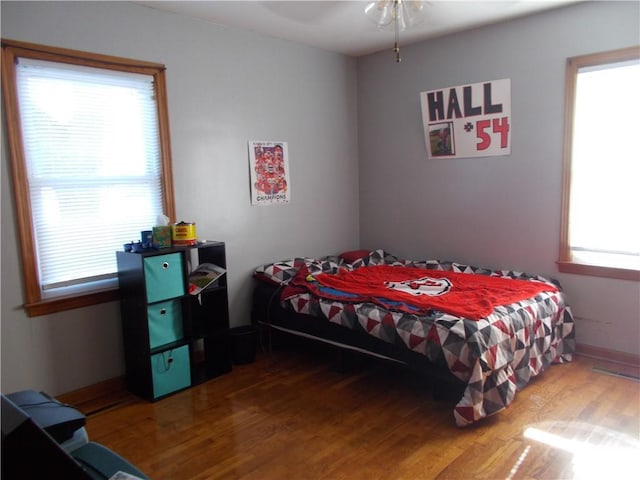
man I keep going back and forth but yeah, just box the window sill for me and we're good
[557,261,640,282]
[24,288,121,317]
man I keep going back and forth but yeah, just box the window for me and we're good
[2,39,176,316]
[558,46,640,281]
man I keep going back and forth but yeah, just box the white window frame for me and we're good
[1,39,176,316]
[558,45,640,282]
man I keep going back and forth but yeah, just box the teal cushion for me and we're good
[71,442,149,479]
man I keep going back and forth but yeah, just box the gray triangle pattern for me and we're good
[259,253,575,426]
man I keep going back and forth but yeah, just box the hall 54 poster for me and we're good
[420,78,511,159]
[248,141,290,206]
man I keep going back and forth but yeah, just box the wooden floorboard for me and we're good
[83,341,640,479]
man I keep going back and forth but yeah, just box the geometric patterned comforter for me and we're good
[254,249,576,426]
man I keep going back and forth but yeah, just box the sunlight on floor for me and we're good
[521,421,640,479]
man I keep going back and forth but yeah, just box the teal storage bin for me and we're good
[148,299,183,349]
[144,253,185,303]
[151,345,191,398]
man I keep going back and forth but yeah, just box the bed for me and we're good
[251,249,575,426]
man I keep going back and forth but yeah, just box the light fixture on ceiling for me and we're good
[365,0,425,63]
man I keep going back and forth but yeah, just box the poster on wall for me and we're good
[420,78,511,159]
[248,141,291,206]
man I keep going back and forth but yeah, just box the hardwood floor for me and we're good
[82,340,640,479]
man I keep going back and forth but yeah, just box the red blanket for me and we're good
[283,265,557,320]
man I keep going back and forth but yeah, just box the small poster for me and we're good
[248,141,290,206]
[420,78,511,159]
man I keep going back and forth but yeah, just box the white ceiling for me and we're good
[134,1,581,57]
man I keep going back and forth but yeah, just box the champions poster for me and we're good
[248,141,290,206]
[420,78,511,159]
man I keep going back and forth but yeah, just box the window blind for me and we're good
[16,58,165,295]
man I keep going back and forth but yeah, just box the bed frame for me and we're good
[250,281,466,399]
[250,251,575,426]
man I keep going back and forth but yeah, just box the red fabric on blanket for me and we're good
[284,265,557,320]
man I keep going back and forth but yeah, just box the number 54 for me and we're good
[477,117,510,150]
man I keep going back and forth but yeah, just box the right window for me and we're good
[558,46,640,281]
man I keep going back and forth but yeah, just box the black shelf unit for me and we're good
[116,241,231,401]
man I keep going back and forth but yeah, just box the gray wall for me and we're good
[1,1,359,395]
[358,1,640,356]
[1,1,638,398]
